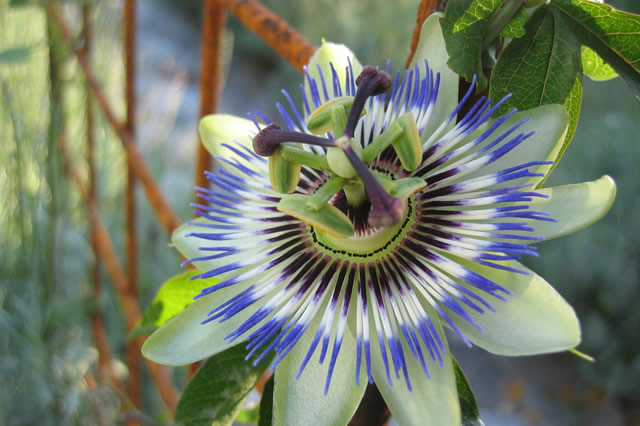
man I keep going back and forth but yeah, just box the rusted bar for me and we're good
[123,0,142,408]
[406,0,448,68]
[58,135,178,413]
[194,0,226,197]
[217,0,316,73]
[47,3,182,234]
[82,3,117,386]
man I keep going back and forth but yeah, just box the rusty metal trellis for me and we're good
[47,0,442,421]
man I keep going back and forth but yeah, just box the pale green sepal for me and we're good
[525,175,616,241]
[199,114,255,159]
[278,194,354,237]
[411,13,459,141]
[464,104,569,185]
[273,318,366,426]
[371,303,460,426]
[449,258,580,356]
[269,147,301,194]
[142,289,250,366]
[304,42,363,117]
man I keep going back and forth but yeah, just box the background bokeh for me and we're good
[1,0,639,424]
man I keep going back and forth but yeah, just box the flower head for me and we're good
[144,14,616,426]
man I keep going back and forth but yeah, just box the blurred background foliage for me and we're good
[1,0,639,424]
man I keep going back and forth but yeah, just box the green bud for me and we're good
[269,147,302,194]
[306,96,355,135]
[278,194,354,237]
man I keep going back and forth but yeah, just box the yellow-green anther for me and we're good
[269,147,302,194]
[392,113,422,171]
[278,194,354,237]
[280,145,330,170]
[362,121,404,163]
[373,173,425,199]
[330,104,348,136]
[306,96,355,135]
[306,176,345,211]
[327,137,362,178]
[388,177,427,199]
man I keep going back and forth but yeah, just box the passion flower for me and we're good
[143,14,616,426]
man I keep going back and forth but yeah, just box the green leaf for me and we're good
[9,0,31,7]
[581,45,618,81]
[258,376,274,426]
[452,0,503,32]
[549,0,640,100]
[555,73,582,174]
[500,7,529,39]
[442,0,503,90]
[175,345,273,426]
[0,47,32,64]
[490,6,582,114]
[453,358,485,426]
[129,270,211,340]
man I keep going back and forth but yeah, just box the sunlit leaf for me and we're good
[549,0,640,100]
[129,270,212,339]
[500,7,529,39]
[581,46,618,82]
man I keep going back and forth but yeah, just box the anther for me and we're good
[253,123,337,157]
[344,66,392,138]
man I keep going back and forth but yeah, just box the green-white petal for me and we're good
[142,288,251,365]
[141,220,268,365]
[411,12,459,141]
[173,218,278,272]
[371,304,460,426]
[199,114,260,172]
[273,315,366,426]
[304,41,363,116]
[449,258,580,356]
[465,104,569,185]
[525,175,616,241]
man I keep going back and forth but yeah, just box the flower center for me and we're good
[313,197,415,258]
[252,65,426,238]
